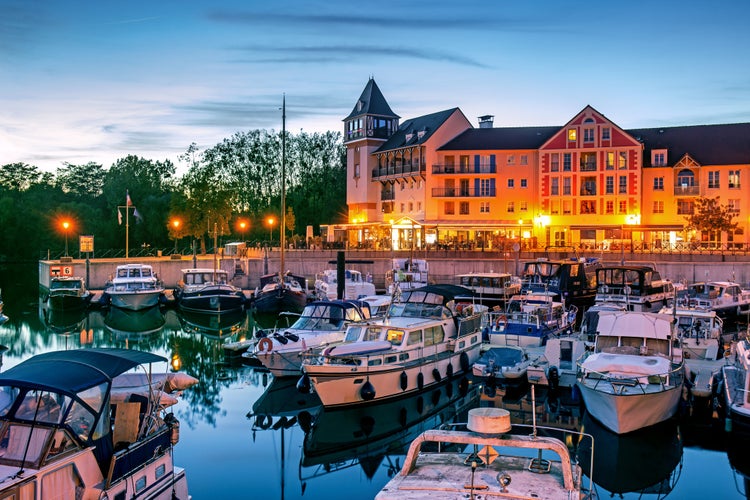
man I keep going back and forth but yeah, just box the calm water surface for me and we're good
[0,263,747,500]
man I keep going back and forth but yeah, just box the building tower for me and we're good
[343,78,400,228]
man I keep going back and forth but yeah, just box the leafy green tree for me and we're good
[56,162,106,198]
[684,196,740,244]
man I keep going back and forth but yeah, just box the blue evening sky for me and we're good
[2,0,749,172]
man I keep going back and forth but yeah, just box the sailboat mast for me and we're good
[281,94,286,277]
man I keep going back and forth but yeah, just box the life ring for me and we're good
[495,314,507,329]
[257,337,273,353]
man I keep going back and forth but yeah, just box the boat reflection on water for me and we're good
[104,304,166,338]
[728,436,750,499]
[300,376,480,482]
[40,303,88,336]
[249,375,322,433]
[178,308,248,339]
[579,411,683,498]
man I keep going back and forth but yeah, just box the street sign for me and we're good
[80,235,94,253]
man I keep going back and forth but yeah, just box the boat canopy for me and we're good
[402,284,475,305]
[0,349,165,396]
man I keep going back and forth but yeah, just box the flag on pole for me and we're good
[118,208,122,225]
[126,191,132,206]
[133,208,143,223]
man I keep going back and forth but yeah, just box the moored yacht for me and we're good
[104,263,164,311]
[174,268,245,313]
[594,264,676,312]
[300,284,483,407]
[385,258,429,294]
[576,310,685,434]
[313,268,375,300]
[46,276,92,310]
[682,280,750,322]
[0,348,191,499]
[454,271,520,309]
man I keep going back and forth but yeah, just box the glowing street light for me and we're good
[238,219,248,242]
[62,220,71,256]
[171,218,181,252]
[267,217,275,243]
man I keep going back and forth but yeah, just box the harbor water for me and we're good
[1,262,748,499]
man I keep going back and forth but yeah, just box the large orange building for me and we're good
[337,78,750,251]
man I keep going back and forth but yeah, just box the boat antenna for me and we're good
[280,94,286,282]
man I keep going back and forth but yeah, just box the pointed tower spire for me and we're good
[344,78,399,143]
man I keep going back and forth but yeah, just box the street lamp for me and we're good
[171,218,181,252]
[238,220,248,242]
[62,220,70,256]
[267,217,275,243]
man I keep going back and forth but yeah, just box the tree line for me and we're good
[0,129,346,261]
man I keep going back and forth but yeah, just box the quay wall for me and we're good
[39,249,750,292]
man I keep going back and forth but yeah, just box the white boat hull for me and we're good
[108,290,163,310]
[576,380,682,434]
[305,341,481,407]
[255,331,347,377]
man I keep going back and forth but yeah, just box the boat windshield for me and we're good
[290,304,363,330]
[51,279,81,290]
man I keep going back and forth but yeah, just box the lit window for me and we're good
[619,152,627,169]
[619,201,627,214]
[568,128,577,141]
[729,170,740,188]
[606,201,614,214]
[606,152,614,170]
[653,201,664,214]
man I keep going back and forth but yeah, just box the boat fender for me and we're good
[432,368,442,382]
[417,372,424,390]
[547,365,560,392]
[400,371,408,391]
[285,333,299,342]
[460,352,470,372]
[258,337,274,353]
[164,413,180,445]
[446,362,454,378]
[255,415,273,430]
[273,333,289,345]
[431,389,440,405]
[272,416,288,431]
[296,374,312,394]
[298,411,313,433]
[644,300,651,310]
[360,380,376,401]
[459,377,469,396]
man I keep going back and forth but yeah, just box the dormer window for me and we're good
[568,128,577,141]
[651,149,667,166]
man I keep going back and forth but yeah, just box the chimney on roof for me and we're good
[478,115,494,128]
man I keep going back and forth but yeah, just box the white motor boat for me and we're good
[682,280,750,322]
[385,258,429,294]
[104,263,164,311]
[0,348,191,499]
[576,311,685,434]
[721,339,750,436]
[484,292,577,348]
[46,276,92,310]
[314,268,375,300]
[249,300,372,377]
[300,284,483,407]
[376,407,593,500]
[454,271,520,309]
[594,265,676,313]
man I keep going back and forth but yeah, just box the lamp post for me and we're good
[62,220,70,257]
[171,218,181,252]
[239,220,247,242]
[267,217,275,244]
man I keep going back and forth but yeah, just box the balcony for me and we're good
[431,164,496,174]
[674,184,700,196]
[431,187,496,198]
[372,163,425,180]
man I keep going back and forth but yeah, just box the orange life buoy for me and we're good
[258,337,273,353]
[495,314,507,328]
